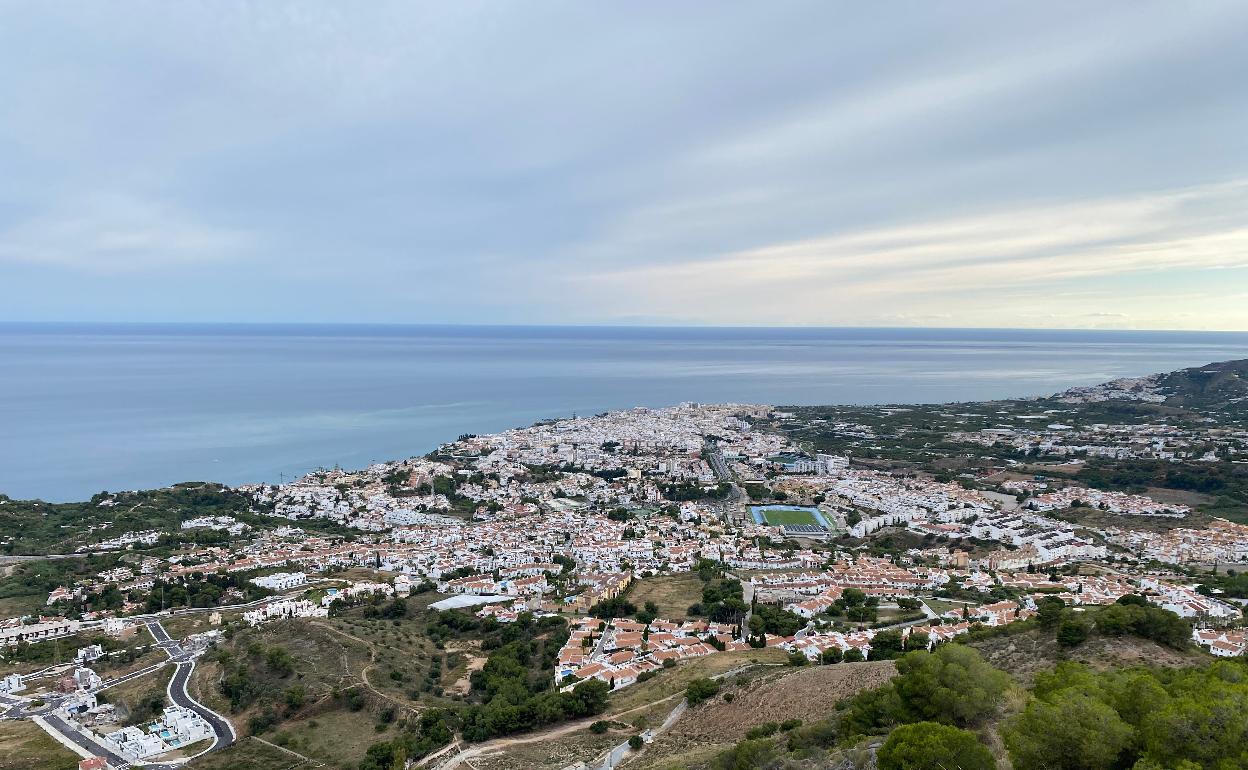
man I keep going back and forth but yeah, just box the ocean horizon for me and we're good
[4,322,1248,503]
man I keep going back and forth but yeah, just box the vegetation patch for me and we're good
[0,720,82,770]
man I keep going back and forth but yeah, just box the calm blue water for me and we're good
[3,324,1247,502]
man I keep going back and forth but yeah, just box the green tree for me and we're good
[1056,616,1090,648]
[1094,603,1135,636]
[1036,596,1066,629]
[878,722,994,770]
[686,677,721,706]
[870,630,905,660]
[1006,689,1133,770]
[891,646,1011,728]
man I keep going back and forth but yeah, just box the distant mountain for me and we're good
[1049,358,1248,416]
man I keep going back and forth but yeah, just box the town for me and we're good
[4,381,1248,770]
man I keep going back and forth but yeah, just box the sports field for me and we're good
[756,506,821,526]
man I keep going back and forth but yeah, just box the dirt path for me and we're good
[251,734,326,768]
[428,663,760,770]
[310,621,421,713]
[425,691,687,770]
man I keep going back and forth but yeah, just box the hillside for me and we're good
[967,626,1205,686]
[631,661,897,770]
[1049,358,1248,421]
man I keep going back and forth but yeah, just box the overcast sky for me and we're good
[2,2,1247,329]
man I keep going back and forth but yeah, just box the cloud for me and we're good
[1,3,1247,327]
[0,194,254,271]
[568,180,1248,328]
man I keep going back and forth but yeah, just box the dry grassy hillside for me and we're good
[634,661,897,770]
[968,629,1205,685]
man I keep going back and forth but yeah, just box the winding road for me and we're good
[144,617,237,759]
[15,619,239,767]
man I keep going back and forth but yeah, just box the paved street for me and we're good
[8,619,238,768]
[145,618,237,754]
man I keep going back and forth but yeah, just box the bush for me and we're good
[710,738,779,770]
[628,735,644,750]
[879,722,994,770]
[248,710,279,734]
[1056,616,1090,648]
[589,720,610,734]
[746,722,780,739]
[686,677,721,706]
[843,646,1010,737]
[786,720,837,753]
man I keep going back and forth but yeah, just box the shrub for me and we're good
[879,722,994,770]
[1056,616,1090,648]
[686,677,721,706]
[746,722,780,739]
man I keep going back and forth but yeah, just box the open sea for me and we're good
[3,323,1247,502]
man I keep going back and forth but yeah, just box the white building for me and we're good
[0,618,82,646]
[251,571,307,591]
[0,673,24,694]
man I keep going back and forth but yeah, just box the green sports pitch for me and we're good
[757,507,821,526]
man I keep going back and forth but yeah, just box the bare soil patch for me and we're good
[628,574,706,621]
[635,661,896,770]
[970,630,1205,685]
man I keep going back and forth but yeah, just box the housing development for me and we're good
[3,360,1248,770]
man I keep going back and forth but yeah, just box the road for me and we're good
[37,712,131,767]
[144,618,237,759]
[590,701,686,770]
[28,620,238,767]
[0,553,86,564]
[705,445,747,526]
[96,661,169,692]
[706,447,732,481]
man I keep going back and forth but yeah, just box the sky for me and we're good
[2,2,1247,330]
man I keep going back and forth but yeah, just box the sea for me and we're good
[3,323,1247,503]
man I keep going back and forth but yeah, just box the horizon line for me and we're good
[2,320,1248,335]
